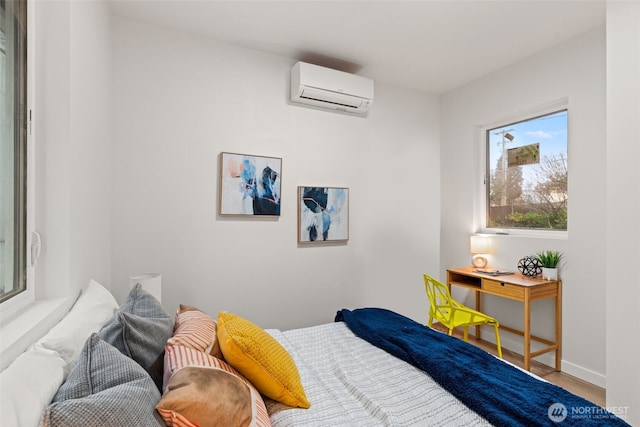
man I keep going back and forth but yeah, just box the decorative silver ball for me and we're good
[517,256,542,277]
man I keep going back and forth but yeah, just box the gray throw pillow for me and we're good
[99,284,173,390]
[118,282,168,318]
[40,334,164,427]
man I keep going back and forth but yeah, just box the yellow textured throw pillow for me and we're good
[217,312,310,408]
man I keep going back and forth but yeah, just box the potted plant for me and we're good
[535,250,563,280]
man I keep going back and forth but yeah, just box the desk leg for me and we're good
[524,289,531,371]
[555,281,563,371]
[475,289,482,340]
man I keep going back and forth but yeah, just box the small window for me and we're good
[486,109,568,231]
[0,0,28,303]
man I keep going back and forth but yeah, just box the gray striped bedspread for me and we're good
[266,322,493,426]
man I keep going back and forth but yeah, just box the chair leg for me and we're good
[448,328,453,336]
[494,324,503,359]
[463,326,468,342]
[428,316,433,327]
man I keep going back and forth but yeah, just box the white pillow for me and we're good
[0,346,67,427]
[35,279,119,364]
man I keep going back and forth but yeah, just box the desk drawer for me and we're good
[482,279,524,300]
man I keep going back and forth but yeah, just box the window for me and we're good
[485,109,568,231]
[0,0,28,304]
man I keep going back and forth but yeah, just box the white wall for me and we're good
[111,17,439,330]
[35,0,112,299]
[440,29,606,385]
[605,2,640,423]
[69,0,113,294]
[35,0,71,299]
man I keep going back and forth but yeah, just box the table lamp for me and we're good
[470,235,492,268]
[129,273,162,302]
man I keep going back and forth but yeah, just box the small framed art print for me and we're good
[218,152,282,216]
[298,186,349,243]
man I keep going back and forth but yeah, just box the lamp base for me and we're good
[472,254,488,268]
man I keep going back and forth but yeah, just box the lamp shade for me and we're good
[130,273,161,303]
[470,235,491,254]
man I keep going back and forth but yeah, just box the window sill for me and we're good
[0,297,72,372]
[479,229,568,240]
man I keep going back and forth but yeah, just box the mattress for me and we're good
[266,322,492,426]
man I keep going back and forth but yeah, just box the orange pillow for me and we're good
[217,312,310,408]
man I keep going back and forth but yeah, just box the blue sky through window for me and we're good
[488,110,567,185]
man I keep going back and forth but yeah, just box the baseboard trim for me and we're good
[562,360,606,389]
[495,335,606,388]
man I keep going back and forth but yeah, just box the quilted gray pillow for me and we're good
[40,334,164,427]
[99,284,173,390]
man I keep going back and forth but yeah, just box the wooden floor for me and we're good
[430,323,606,407]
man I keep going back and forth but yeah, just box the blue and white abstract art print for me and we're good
[298,186,349,243]
[219,152,282,216]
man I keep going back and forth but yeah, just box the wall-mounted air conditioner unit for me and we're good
[290,62,374,114]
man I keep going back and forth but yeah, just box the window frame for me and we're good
[0,0,35,322]
[476,98,569,239]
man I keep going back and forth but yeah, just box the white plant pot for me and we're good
[541,267,558,280]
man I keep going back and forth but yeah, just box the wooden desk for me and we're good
[446,266,562,371]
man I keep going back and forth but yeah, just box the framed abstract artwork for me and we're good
[218,152,282,216]
[298,186,349,243]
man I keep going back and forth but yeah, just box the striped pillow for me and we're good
[158,344,271,427]
[167,305,222,358]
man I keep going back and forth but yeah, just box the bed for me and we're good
[0,280,629,427]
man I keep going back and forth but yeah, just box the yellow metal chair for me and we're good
[423,273,502,358]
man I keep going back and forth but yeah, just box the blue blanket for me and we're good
[335,308,629,427]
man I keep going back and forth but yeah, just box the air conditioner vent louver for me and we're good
[300,95,360,109]
[290,62,374,114]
